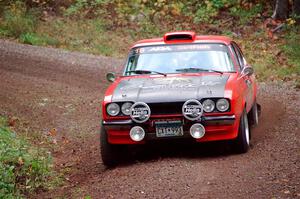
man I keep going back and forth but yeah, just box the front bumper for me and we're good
[102,115,239,144]
[103,115,235,125]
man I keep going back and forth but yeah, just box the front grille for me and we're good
[149,102,184,115]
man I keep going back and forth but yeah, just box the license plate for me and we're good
[155,121,183,137]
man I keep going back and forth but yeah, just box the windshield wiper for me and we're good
[126,70,167,76]
[175,67,223,74]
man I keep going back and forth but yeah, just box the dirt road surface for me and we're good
[0,40,299,198]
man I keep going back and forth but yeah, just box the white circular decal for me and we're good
[130,102,151,123]
[182,99,203,121]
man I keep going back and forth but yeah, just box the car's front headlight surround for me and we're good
[202,99,215,113]
[121,102,133,115]
[216,99,230,112]
[106,103,120,116]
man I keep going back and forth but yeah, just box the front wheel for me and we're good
[232,108,250,153]
[248,100,259,127]
[100,126,125,167]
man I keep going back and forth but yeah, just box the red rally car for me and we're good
[101,31,260,167]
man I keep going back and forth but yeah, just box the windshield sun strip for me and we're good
[123,43,234,75]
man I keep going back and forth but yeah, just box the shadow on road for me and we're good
[113,140,235,168]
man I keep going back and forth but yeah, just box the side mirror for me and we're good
[106,72,116,83]
[240,66,254,78]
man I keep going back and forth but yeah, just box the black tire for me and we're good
[233,108,250,153]
[100,126,124,167]
[248,100,259,127]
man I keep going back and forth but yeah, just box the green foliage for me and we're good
[0,117,53,198]
[0,0,17,14]
[19,32,60,46]
[194,4,218,23]
[240,26,300,82]
[0,1,59,47]
[64,0,89,16]
[94,43,113,56]
[280,27,300,76]
[62,0,266,28]
[136,20,161,36]
[282,28,300,70]
[64,0,109,17]
[0,1,37,38]
[193,0,233,23]
[230,4,263,25]
[0,27,10,37]
[0,0,58,14]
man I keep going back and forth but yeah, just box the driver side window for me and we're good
[232,42,246,71]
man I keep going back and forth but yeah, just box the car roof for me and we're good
[131,32,233,48]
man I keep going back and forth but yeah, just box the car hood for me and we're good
[112,75,230,103]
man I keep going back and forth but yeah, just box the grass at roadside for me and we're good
[36,18,134,57]
[0,116,61,198]
[281,28,300,78]
[237,26,300,83]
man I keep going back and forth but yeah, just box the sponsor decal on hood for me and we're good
[112,75,229,103]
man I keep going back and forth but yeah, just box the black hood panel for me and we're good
[112,75,229,103]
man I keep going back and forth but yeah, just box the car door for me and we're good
[231,42,254,112]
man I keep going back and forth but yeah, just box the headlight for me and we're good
[202,99,215,112]
[121,102,133,115]
[216,99,229,112]
[106,103,120,116]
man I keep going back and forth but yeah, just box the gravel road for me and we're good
[0,40,299,198]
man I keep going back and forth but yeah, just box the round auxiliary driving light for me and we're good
[130,126,145,142]
[130,102,151,123]
[190,123,205,139]
[182,99,203,121]
[216,99,229,112]
[203,99,215,113]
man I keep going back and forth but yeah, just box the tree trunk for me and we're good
[294,0,300,24]
[272,0,289,20]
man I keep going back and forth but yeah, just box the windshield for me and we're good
[124,43,234,75]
